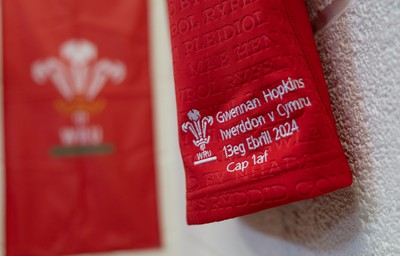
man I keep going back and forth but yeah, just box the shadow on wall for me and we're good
[239,1,378,253]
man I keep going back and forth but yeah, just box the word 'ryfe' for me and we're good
[203,0,260,24]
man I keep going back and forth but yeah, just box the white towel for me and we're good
[240,0,400,255]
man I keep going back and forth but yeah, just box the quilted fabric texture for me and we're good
[167,0,352,224]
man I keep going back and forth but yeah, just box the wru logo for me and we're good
[31,39,126,156]
[182,109,217,165]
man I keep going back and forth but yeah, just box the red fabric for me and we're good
[3,1,160,255]
[167,0,352,224]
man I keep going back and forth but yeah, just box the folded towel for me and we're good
[240,0,400,255]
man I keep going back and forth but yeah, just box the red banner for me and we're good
[3,1,160,255]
